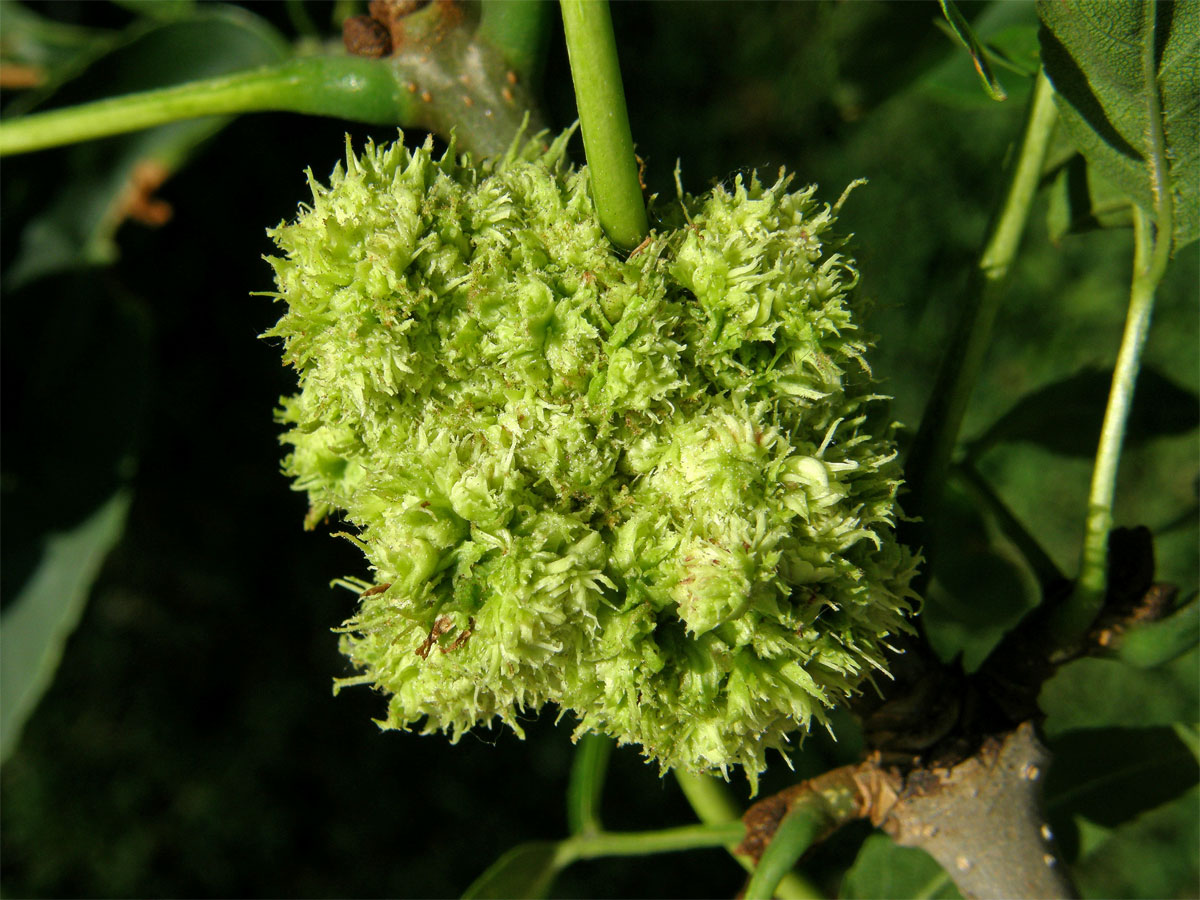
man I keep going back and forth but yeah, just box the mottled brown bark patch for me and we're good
[343,15,391,58]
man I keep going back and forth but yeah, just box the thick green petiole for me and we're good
[743,805,826,900]
[559,0,649,251]
[566,734,611,836]
[478,0,552,85]
[675,773,821,900]
[1053,206,1169,641]
[555,821,744,865]
[1051,6,1176,646]
[0,57,414,157]
[902,69,1057,566]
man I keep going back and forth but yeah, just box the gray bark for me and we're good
[882,723,1076,899]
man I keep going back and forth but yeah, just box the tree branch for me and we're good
[881,723,1076,899]
[739,726,1078,900]
[1,2,547,161]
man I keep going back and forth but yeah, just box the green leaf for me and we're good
[923,1,1039,108]
[0,270,147,764]
[1,267,151,585]
[110,0,198,22]
[1046,726,1200,828]
[1073,817,1115,862]
[566,733,612,835]
[965,365,1200,460]
[1046,152,1135,242]
[1040,647,1200,738]
[984,22,1043,78]
[1,270,151,604]
[922,480,1041,672]
[1045,726,1200,864]
[1117,598,1200,669]
[937,0,1008,101]
[1071,785,1199,899]
[461,841,562,900]
[0,488,132,763]
[1038,0,1200,249]
[1175,723,1200,763]
[841,833,962,900]
[0,0,123,118]
[6,5,289,287]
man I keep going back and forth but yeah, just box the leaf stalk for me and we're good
[902,68,1057,565]
[743,804,826,900]
[675,772,822,900]
[559,0,649,251]
[553,821,744,867]
[0,56,414,157]
[565,734,611,836]
[1052,1,1175,645]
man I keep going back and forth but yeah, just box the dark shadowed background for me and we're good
[2,2,1196,897]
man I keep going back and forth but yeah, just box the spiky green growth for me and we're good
[265,130,918,788]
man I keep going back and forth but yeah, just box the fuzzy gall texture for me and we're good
[265,131,918,788]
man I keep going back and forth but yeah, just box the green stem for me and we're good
[330,0,358,30]
[478,0,551,85]
[559,0,648,251]
[744,805,826,900]
[1051,4,1174,646]
[902,69,1057,560]
[743,775,862,900]
[675,770,743,824]
[1053,207,1167,640]
[554,821,744,867]
[0,56,414,157]
[566,734,611,836]
[284,0,319,39]
[675,773,822,900]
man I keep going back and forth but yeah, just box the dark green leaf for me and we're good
[841,833,962,900]
[954,461,1065,590]
[937,0,1008,101]
[1038,0,1200,249]
[965,365,1200,460]
[6,5,289,286]
[1071,786,1199,899]
[984,23,1043,78]
[0,0,122,118]
[1045,726,1199,866]
[922,1,1039,108]
[462,841,562,900]
[0,277,144,761]
[1176,723,1200,762]
[1117,599,1200,669]
[1046,152,1134,242]
[922,481,1041,672]
[110,0,198,22]
[0,269,151,606]
[1040,648,1199,737]
[0,488,132,763]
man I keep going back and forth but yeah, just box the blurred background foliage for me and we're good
[1,1,1196,897]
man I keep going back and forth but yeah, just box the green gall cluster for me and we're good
[264,130,918,787]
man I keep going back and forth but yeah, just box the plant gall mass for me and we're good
[264,130,918,787]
